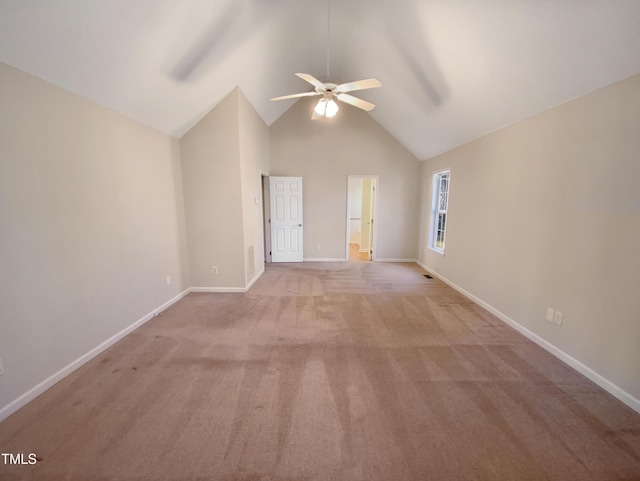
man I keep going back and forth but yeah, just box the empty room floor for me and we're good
[1,262,639,481]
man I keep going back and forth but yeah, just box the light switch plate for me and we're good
[545,307,555,322]
[554,311,563,326]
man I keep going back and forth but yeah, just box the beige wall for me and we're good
[270,97,421,260]
[0,62,189,411]
[180,89,245,288]
[181,87,270,288]
[238,89,270,282]
[419,74,640,404]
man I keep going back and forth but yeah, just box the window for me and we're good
[431,170,450,253]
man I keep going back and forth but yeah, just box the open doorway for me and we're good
[346,175,378,262]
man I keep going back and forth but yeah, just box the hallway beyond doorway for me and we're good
[346,175,378,262]
[349,243,370,262]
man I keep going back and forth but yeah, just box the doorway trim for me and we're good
[345,174,379,261]
[261,174,271,263]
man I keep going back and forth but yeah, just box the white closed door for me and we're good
[270,176,303,262]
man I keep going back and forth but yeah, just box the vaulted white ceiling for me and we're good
[1,0,640,160]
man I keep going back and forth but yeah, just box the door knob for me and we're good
[298,224,303,227]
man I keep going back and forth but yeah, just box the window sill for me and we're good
[428,247,445,256]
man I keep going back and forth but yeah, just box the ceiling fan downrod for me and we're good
[269,0,382,119]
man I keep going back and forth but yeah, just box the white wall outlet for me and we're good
[316,244,321,250]
[0,357,4,376]
[166,275,171,286]
[212,266,218,275]
[554,311,563,326]
[545,307,555,322]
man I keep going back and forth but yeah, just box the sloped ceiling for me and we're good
[1,0,639,160]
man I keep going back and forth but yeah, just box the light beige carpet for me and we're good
[1,261,639,480]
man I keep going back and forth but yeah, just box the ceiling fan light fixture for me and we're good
[313,97,339,118]
[314,98,328,116]
[325,99,339,117]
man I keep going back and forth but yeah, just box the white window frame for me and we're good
[430,169,451,255]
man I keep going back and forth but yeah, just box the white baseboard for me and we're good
[376,258,418,263]
[190,287,246,293]
[301,258,417,263]
[415,261,640,414]
[0,270,269,422]
[245,268,265,291]
[0,288,190,423]
[302,258,347,262]
[190,268,265,294]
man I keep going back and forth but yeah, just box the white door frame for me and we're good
[345,175,379,261]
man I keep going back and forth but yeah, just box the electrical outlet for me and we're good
[166,275,171,286]
[545,307,555,322]
[554,311,563,326]
[316,244,321,250]
[0,357,4,376]
[212,266,218,275]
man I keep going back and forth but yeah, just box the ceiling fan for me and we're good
[270,0,381,119]
[271,74,381,119]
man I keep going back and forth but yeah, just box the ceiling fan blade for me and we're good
[271,91,321,101]
[170,1,243,81]
[295,73,327,90]
[336,93,376,111]
[335,78,382,94]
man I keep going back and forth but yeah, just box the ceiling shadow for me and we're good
[166,0,286,83]
[166,0,449,116]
